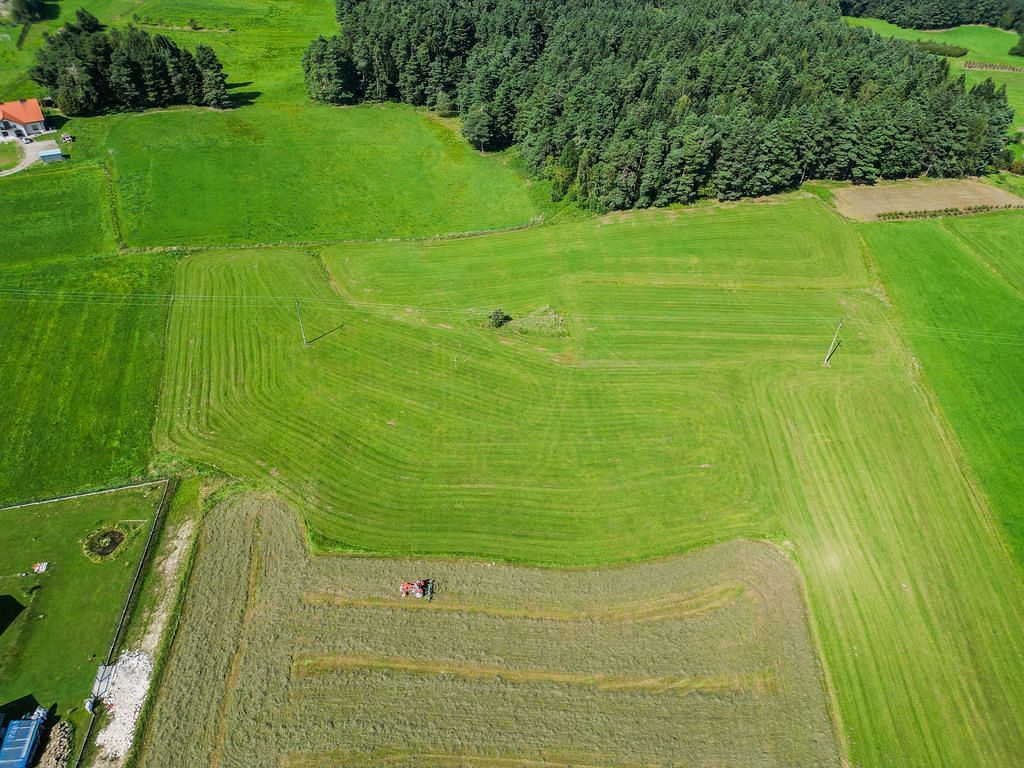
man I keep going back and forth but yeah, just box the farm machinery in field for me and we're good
[400,578,435,600]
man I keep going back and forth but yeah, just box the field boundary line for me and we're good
[0,479,167,512]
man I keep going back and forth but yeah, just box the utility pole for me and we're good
[295,299,308,347]
[823,319,842,367]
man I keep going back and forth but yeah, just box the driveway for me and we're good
[0,139,61,177]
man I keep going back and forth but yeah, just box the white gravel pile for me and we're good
[94,650,154,763]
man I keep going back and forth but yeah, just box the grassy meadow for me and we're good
[0,252,173,505]
[1,0,1024,766]
[0,140,17,170]
[137,494,841,767]
[0,484,162,746]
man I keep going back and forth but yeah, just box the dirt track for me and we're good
[833,178,1024,221]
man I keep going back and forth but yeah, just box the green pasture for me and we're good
[1,0,541,248]
[863,214,1024,561]
[846,18,1024,132]
[62,104,539,248]
[0,252,173,505]
[0,484,162,745]
[0,140,17,170]
[156,193,1024,766]
[0,164,116,267]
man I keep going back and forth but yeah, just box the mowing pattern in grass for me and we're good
[158,198,865,561]
[863,213,1024,561]
[0,484,162,746]
[0,253,174,504]
[156,195,1024,766]
[136,493,841,768]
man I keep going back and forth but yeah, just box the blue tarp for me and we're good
[0,719,42,768]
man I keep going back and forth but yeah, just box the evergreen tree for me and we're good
[461,103,492,150]
[302,35,362,104]
[30,18,232,115]
[195,44,231,108]
[310,0,1014,207]
[11,0,43,24]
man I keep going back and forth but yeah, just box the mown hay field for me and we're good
[155,193,1024,767]
[0,485,162,746]
[862,212,1024,562]
[831,177,1024,219]
[136,493,840,768]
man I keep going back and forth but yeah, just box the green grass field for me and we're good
[70,104,540,247]
[2,1,1024,766]
[863,213,1024,561]
[1,0,543,248]
[0,140,18,171]
[0,252,173,505]
[845,18,1024,135]
[0,484,163,746]
[153,192,1024,766]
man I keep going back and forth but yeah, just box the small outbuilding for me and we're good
[0,717,43,768]
[38,148,64,164]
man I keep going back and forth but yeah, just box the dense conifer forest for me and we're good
[30,10,231,115]
[307,0,1014,207]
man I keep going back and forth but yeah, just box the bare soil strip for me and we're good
[832,179,1023,221]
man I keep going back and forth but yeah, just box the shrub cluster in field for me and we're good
[137,495,840,768]
[913,40,968,57]
[877,202,1023,219]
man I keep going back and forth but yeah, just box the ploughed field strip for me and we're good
[831,178,1024,220]
[136,494,841,767]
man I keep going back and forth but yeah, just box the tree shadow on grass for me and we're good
[228,90,261,108]
[0,594,25,638]
[0,694,40,722]
[37,1,61,21]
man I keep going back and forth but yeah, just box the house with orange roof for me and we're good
[0,98,47,140]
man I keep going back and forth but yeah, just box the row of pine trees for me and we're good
[30,10,230,116]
